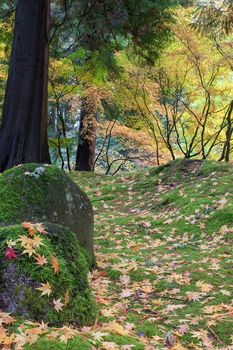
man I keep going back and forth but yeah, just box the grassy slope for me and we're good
[71,159,233,349]
[10,159,233,349]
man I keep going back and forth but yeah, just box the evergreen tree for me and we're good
[0,0,51,171]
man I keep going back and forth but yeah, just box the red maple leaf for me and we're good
[4,247,17,261]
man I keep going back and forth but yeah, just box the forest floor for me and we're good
[2,159,233,349]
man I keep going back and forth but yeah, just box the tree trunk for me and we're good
[219,101,233,162]
[0,0,51,172]
[75,98,96,172]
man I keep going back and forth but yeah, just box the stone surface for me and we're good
[0,164,94,264]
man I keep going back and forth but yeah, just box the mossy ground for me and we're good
[2,159,233,349]
[70,160,233,349]
[0,224,96,325]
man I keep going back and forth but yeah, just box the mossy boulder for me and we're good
[0,164,94,264]
[0,224,96,325]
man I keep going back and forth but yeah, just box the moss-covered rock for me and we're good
[0,224,97,325]
[0,164,94,264]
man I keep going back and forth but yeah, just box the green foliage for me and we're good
[116,10,233,163]
[193,0,233,37]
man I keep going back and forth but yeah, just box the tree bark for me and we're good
[75,98,96,172]
[219,101,233,162]
[0,0,51,172]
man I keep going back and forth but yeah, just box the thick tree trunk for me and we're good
[75,98,96,172]
[0,0,51,172]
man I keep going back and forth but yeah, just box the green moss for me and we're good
[106,268,121,280]
[213,321,233,344]
[200,160,232,176]
[0,224,97,325]
[70,160,233,349]
[136,321,163,337]
[148,159,233,186]
[0,164,58,223]
[24,336,92,350]
[105,334,144,350]
[22,287,49,320]
[0,164,84,225]
[0,163,95,265]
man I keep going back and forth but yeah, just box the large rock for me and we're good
[0,164,94,264]
[0,223,96,324]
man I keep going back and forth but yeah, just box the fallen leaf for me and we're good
[53,298,64,312]
[4,247,17,261]
[52,256,60,274]
[22,222,36,236]
[105,322,131,336]
[36,282,52,297]
[35,255,48,266]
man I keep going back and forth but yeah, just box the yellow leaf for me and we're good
[18,235,44,256]
[105,322,131,336]
[31,235,44,249]
[170,343,187,350]
[2,333,15,346]
[6,239,17,248]
[36,282,52,297]
[18,235,32,248]
[58,326,78,344]
[22,246,36,257]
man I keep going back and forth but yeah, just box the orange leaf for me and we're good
[21,222,36,236]
[35,255,48,266]
[0,312,16,326]
[52,256,60,274]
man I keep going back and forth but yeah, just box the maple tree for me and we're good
[109,11,233,164]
